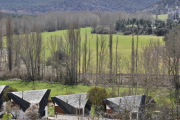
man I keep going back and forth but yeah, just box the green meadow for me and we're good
[2,27,164,60]
[154,14,168,20]
[154,14,180,20]
[0,80,140,97]
[42,27,164,59]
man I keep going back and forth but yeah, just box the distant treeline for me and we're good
[0,11,153,35]
[115,18,152,35]
[115,18,180,36]
[0,0,159,14]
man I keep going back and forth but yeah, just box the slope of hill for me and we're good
[142,0,180,14]
[0,0,160,14]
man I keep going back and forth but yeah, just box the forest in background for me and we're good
[0,0,160,14]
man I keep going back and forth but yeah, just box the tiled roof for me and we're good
[8,89,51,117]
[0,85,8,94]
[104,95,146,113]
[11,89,48,104]
[54,93,88,108]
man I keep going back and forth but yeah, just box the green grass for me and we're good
[2,28,164,72]
[0,80,139,97]
[154,14,168,20]
[2,27,164,61]
[153,14,180,20]
[0,80,93,97]
[42,27,164,59]
[0,80,141,97]
[2,27,163,72]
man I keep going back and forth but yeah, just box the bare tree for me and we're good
[6,18,14,71]
[109,27,114,96]
[98,35,108,85]
[130,19,136,94]
[87,39,92,73]
[99,35,108,74]
[36,28,42,80]
[163,26,180,118]
[109,27,113,79]
[96,35,99,81]
[78,28,81,80]
[19,27,43,83]
[138,39,169,107]
[64,23,79,83]
[82,32,87,74]
[49,23,81,84]
[0,20,3,66]
[115,37,118,83]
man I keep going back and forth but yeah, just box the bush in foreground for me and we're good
[87,86,109,107]
[3,87,18,102]
[87,86,109,116]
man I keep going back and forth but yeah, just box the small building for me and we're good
[103,95,146,120]
[7,89,51,119]
[51,93,91,115]
[0,85,9,110]
[168,6,180,21]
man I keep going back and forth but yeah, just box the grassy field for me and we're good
[0,80,139,97]
[154,14,180,20]
[2,27,164,60]
[0,80,148,98]
[1,27,164,73]
[42,27,164,59]
[0,80,92,97]
[154,14,168,20]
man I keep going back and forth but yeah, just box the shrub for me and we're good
[87,87,109,116]
[2,113,11,119]
[4,71,17,79]
[4,87,18,102]
[91,26,117,34]
[87,86,109,107]
[154,28,168,36]
[145,96,156,110]
[91,28,96,34]
[123,31,132,35]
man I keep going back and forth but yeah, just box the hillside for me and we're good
[0,0,160,14]
[142,0,180,14]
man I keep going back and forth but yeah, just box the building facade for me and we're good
[168,6,180,21]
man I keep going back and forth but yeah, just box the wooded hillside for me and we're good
[143,0,180,14]
[0,0,160,14]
